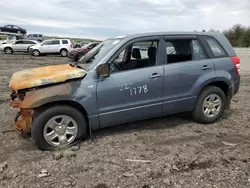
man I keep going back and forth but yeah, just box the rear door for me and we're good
[23,40,36,52]
[50,40,61,53]
[162,35,216,114]
[97,36,164,127]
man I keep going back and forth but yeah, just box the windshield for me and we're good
[76,38,121,70]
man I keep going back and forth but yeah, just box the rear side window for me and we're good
[15,40,23,44]
[51,40,60,45]
[38,34,43,37]
[198,36,228,58]
[165,38,207,64]
[23,41,36,44]
[166,42,176,54]
[62,40,68,44]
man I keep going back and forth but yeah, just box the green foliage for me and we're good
[223,24,250,47]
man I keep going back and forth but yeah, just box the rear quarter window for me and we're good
[198,35,228,58]
[62,40,68,44]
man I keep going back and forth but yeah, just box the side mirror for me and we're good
[96,63,110,77]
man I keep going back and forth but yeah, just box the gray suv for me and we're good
[27,34,44,42]
[8,32,240,150]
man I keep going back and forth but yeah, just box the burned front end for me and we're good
[8,64,87,136]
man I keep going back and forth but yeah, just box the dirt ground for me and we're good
[0,51,250,188]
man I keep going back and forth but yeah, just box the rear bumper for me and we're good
[227,76,240,100]
[226,77,240,109]
[231,77,240,96]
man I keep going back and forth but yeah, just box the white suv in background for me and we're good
[29,39,74,57]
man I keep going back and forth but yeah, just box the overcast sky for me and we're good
[0,0,249,40]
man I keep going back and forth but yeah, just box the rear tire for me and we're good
[60,49,68,57]
[31,105,87,150]
[4,47,13,54]
[192,86,226,124]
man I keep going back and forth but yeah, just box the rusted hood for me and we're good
[9,64,86,90]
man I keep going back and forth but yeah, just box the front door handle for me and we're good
[150,73,162,78]
[201,65,212,70]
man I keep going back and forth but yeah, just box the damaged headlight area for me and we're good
[9,90,34,136]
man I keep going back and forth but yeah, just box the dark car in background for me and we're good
[68,42,100,61]
[0,25,27,34]
[74,41,89,48]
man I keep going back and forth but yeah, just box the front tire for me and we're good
[4,47,13,54]
[33,50,40,56]
[192,86,226,124]
[31,105,87,150]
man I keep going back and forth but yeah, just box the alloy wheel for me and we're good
[61,50,67,57]
[33,50,39,56]
[202,94,222,118]
[43,115,78,147]
[5,48,12,54]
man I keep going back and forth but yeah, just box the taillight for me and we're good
[70,44,72,48]
[230,56,240,75]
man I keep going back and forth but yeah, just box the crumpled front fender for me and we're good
[9,82,79,135]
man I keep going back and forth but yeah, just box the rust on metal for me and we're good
[9,82,72,133]
[20,83,71,108]
[14,109,33,135]
[8,64,81,134]
[9,64,86,90]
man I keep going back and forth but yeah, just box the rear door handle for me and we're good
[150,73,162,78]
[201,65,212,70]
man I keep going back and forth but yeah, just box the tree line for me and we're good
[203,24,250,47]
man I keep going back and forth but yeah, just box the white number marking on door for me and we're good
[129,85,148,96]
[119,83,131,91]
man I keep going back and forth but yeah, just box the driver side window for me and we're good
[42,41,52,45]
[110,39,159,74]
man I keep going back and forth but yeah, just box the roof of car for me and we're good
[15,39,38,42]
[112,31,222,40]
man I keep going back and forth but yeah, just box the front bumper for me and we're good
[14,109,33,135]
[9,92,33,135]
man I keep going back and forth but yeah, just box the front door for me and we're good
[40,40,52,53]
[162,36,216,114]
[97,37,164,127]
